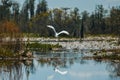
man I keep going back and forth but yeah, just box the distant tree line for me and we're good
[0,0,120,38]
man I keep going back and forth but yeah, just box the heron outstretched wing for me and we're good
[57,30,69,36]
[47,25,57,34]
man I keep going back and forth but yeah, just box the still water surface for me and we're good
[0,50,120,80]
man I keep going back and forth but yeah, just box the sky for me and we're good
[0,0,120,13]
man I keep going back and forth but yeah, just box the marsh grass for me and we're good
[0,48,14,58]
[26,42,62,52]
[0,38,24,58]
[92,49,120,60]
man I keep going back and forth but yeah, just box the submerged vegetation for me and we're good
[87,49,120,61]
[92,54,120,62]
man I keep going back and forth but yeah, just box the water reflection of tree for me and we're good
[0,61,23,80]
[106,61,120,79]
[38,52,88,68]
[24,60,36,80]
[0,60,36,80]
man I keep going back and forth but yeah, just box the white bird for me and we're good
[54,67,68,75]
[47,25,69,37]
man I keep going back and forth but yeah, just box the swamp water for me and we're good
[0,50,120,80]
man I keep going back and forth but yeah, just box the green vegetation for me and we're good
[22,33,40,37]
[92,49,120,60]
[93,54,120,61]
[0,38,24,59]
[26,42,62,52]
[0,0,120,37]
[0,60,16,67]
[0,48,14,58]
[0,0,120,58]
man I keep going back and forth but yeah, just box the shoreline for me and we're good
[0,36,120,60]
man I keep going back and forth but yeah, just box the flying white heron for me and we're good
[47,25,69,37]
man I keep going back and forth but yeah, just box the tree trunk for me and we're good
[118,34,120,45]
